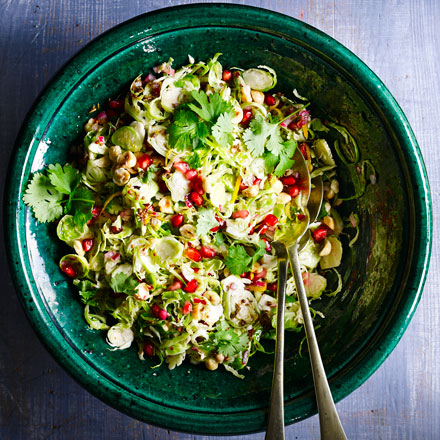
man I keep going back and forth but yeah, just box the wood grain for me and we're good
[0,0,439,439]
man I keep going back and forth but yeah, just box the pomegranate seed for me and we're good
[184,194,193,208]
[252,177,262,186]
[262,238,272,252]
[151,304,161,318]
[254,268,267,280]
[170,214,184,228]
[200,246,216,258]
[184,279,198,293]
[297,214,306,221]
[288,186,301,198]
[108,99,124,109]
[299,143,310,159]
[158,178,169,194]
[281,176,296,186]
[61,264,75,278]
[96,111,107,121]
[174,161,189,173]
[232,209,249,219]
[143,341,155,357]
[193,267,200,273]
[258,225,268,235]
[264,214,278,227]
[82,239,94,252]
[158,309,170,320]
[169,280,183,291]
[185,169,198,180]
[186,248,202,262]
[312,224,330,243]
[88,205,101,225]
[252,280,266,287]
[239,182,249,191]
[265,94,276,106]
[183,301,193,315]
[268,282,277,292]
[190,177,205,195]
[222,70,232,81]
[193,297,207,305]
[137,154,152,170]
[111,225,122,234]
[210,226,220,232]
[241,109,253,126]
[189,191,203,206]
[240,272,250,278]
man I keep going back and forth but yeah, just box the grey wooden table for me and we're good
[1,1,438,439]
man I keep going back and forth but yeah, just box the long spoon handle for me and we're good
[265,257,288,440]
[288,245,347,440]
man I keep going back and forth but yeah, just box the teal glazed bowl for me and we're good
[5,4,432,435]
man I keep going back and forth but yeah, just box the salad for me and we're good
[23,54,360,378]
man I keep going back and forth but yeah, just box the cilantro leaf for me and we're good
[47,163,80,195]
[188,90,233,122]
[224,244,252,276]
[187,152,201,169]
[109,272,139,296]
[23,172,64,223]
[252,240,267,265]
[214,321,249,357]
[212,112,234,147]
[168,108,202,151]
[196,208,218,236]
[214,231,226,246]
[67,186,95,228]
[263,151,279,172]
[77,280,99,307]
[273,140,297,177]
[141,164,158,183]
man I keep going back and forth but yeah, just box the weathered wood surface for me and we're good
[0,0,439,439]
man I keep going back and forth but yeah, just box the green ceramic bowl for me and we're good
[5,4,432,435]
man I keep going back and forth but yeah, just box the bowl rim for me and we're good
[4,3,432,435]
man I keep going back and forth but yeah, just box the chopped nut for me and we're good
[73,240,85,257]
[204,290,221,306]
[113,168,130,186]
[319,239,332,256]
[272,179,283,194]
[231,105,243,124]
[323,216,335,230]
[277,192,291,204]
[117,151,137,169]
[330,179,339,194]
[251,90,265,104]
[324,201,332,213]
[243,185,259,198]
[158,196,173,214]
[241,84,252,103]
[108,145,122,162]
[179,224,196,239]
[215,353,225,363]
[94,156,111,168]
[333,198,343,207]
[205,358,219,371]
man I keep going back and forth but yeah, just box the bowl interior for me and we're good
[9,5,429,435]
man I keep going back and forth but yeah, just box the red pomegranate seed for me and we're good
[264,214,278,227]
[143,341,155,357]
[232,209,249,219]
[299,143,310,159]
[82,239,94,252]
[268,282,277,292]
[193,297,207,305]
[281,176,296,186]
[312,224,330,243]
[169,280,183,291]
[111,225,123,234]
[252,280,266,287]
[88,205,102,225]
[190,177,205,195]
[210,226,220,232]
[61,264,75,278]
[254,268,267,280]
[252,177,262,186]
[241,109,253,126]
[151,304,161,318]
[258,225,268,235]
[137,154,152,170]
[170,214,184,228]
[262,238,272,252]
[239,182,249,191]
[185,169,198,180]
[174,161,189,173]
[222,70,232,81]
[186,247,202,262]
[189,191,203,206]
[200,246,216,258]
[265,94,276,106]
[288,186,301,198]
[183,301,193,315]
[240,272,250,278]
[184,279,198,293]
[184,194,193,208]
[109,99,123,109]
[158,309,170,320]
[297,214,306,221]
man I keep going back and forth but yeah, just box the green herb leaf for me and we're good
[109,272,139,296]
[188,90,232,123]
[271,140,297,178]
[196,208,218,236]
[47,163,81,195]
[141,164,158,183]
[212,112,234,147]
[214,320,249,357]
[187,152,201,169]
[224,244,252,276]
[23,172,64,223]
[77,280,99,307]
[252,240,267,265]
[214,231,226,246]
[67,186,95,228]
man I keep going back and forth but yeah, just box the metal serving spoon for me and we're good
[265,153,347,440]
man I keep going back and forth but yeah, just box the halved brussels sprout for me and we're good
[111,126,143,152]
[153,237,184,264]
[84,305,109,330]
[320,236,343,269]
[242,66,277,92]
[313,139,336,166]
[60,254,89,278]
[57,215,89,245]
